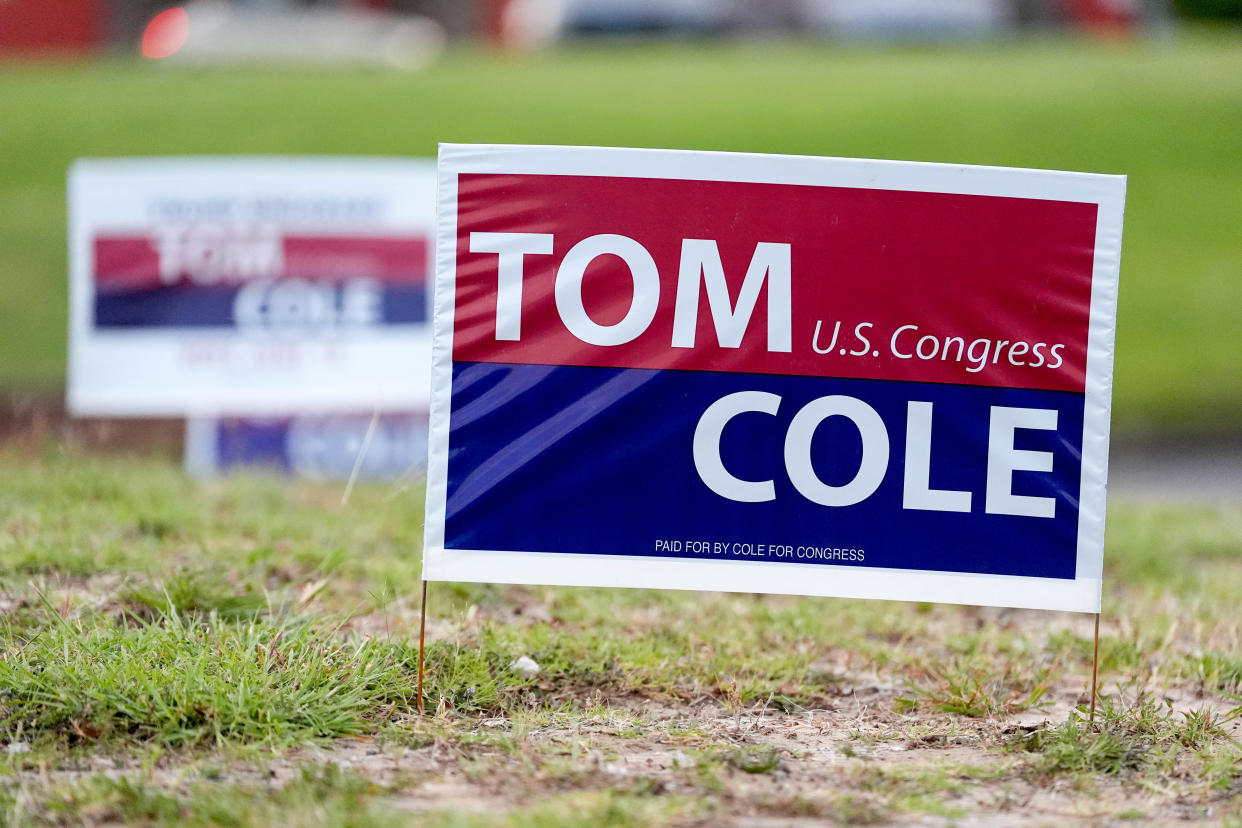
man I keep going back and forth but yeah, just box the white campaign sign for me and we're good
[68,157,436,416]
[423,144,1125,612]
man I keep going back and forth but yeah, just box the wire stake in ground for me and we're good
[418,579,428,716]
[341,407,381,507]
[1087,613,1097,720]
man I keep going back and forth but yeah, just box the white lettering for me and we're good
[468,231,554,341]
[784,396,889,507]
[672,239,792,352]
[812,319,841,354]
[985,406,1058,518]
[232,279,380,334]
[902,401,972,512]
[153,225,282,285]
[891,324,918,358]
[556,233,659,346]
[692,391,781,503]
[849,322,873,356]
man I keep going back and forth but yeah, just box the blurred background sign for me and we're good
[184,411,428,480]
[67,157,436,416]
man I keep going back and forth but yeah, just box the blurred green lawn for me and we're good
[1,31,1239,432]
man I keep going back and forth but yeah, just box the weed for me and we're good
[1007,694,1240,783]
[851,761,999,818]
[429,788,707,827]
[723,746,783,774]
[120,571,269,621]
[1191,651,1242,694]
[16,765,403,827]
[826,794,889,824]
[0,606,418,748]
[1010,718,1149,776]
[897,656,1053,718]
[691,751,724,793]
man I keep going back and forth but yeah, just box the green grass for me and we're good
[2,31,1242,430]
[1007,694,1241,785]
[2,449,1242,823]
[4,772,709,828]
[852,761,1010,819]
[5,766,412,828]
[0,608,421,750]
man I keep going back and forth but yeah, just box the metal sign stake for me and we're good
[417,579,428,716]
[1089,611,1101,723]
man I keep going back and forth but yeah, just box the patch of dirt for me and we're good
[7,687,1238,826]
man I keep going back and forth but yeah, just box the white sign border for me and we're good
[423,143,1125,613]
[67,156,438,417]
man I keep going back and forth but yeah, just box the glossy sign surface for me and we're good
[424,145,1124,612]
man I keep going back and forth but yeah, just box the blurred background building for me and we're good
[7,0,1233,59]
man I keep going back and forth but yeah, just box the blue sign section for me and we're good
[94,284,427,328]
[201,414,428,481]
[444,363,1084,580]
[215,419,292,471]
[96,286,236,328]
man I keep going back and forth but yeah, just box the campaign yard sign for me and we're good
[68,157,436,416]
[184,411,428,482]
[423,145,1125,612]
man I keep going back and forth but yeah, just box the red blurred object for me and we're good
[1062,0,1140,36]
[481,0,516,46]
[0,0,104,56]
[141,7,189,59]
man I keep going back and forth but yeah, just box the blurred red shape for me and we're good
[141,7,190,60]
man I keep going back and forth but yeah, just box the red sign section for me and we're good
[452,174,1096,392]
[94,234,428,289]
